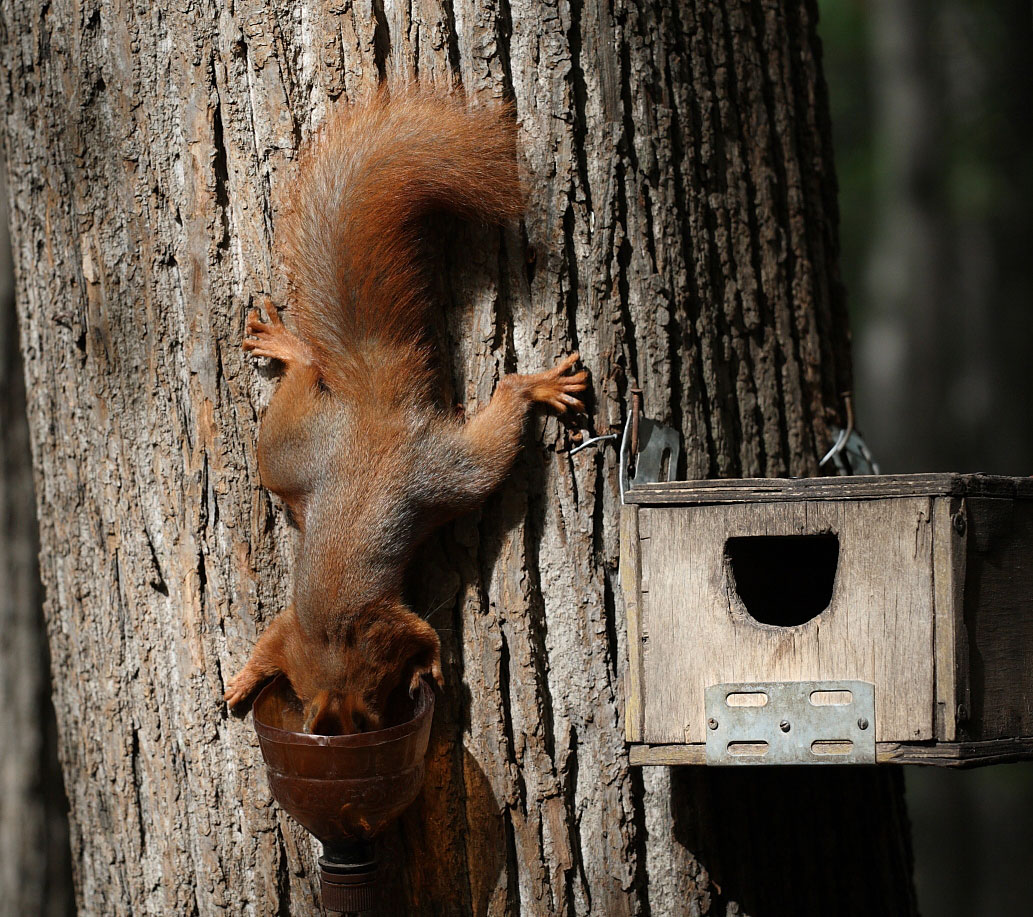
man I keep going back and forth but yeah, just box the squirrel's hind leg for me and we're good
[515,353,589,414]
[446,353,588,502]
[244,301,339,525]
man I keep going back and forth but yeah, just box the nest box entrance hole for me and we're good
[725,533,839,626]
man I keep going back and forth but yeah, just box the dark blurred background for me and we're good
[823,0,1033,473]
[0,1,1031,914]
[821,0,1033,912]
[0,170,75,914]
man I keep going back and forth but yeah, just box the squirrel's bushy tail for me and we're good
[279,85,522,380]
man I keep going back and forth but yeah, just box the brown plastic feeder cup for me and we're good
[253,677,435,914]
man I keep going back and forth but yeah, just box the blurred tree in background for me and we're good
[821,1,1033,914]
[822,0,1033,473]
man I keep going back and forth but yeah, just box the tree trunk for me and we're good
[0,1,915,914]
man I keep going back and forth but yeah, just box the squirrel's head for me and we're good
[296,606,442,736]
[301,689,379,735]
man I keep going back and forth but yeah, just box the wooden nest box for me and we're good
[620,474,1033,767]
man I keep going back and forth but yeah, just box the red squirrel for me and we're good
[223,86,587,734]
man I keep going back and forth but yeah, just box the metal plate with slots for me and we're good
[704,681,876,765]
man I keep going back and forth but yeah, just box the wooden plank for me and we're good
[964,498,1033,740]
[640,498,937,745]
[629,738,1033,768]
[619,504,645,743]
[963,476,1033,499]
[931,497,966,742]
[876,737,1033,767]
[625,473,1029,506]
[629,744,707,766]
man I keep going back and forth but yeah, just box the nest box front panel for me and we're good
[633,498,936,745]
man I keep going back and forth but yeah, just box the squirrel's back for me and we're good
[279,86,522,390]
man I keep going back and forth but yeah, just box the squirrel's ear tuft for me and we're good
[397,614,443,695]
[302,689,330,733]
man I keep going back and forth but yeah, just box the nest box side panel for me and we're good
[964,497,1033,741]
[932,496,967,742]
[620,505,645,742]
[639,498,937,745]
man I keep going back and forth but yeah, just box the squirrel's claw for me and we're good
[224,687,247,708]
[554,351,580,372]
[243,308,314,366]
[224,669,258,709]
[524,353,590,415]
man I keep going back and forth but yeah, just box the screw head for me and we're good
[857,717,869,730]
[779,719,791,733]
[707,717,719,730]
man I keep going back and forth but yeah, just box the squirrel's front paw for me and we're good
[524,352,589,414]
[224,667,260,708]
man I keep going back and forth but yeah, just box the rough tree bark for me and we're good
[0,0,915,915]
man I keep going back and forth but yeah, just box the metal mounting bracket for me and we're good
[704,681,876,765]
[619,389,681,502]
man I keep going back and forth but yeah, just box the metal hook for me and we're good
[568,388,643,457]
[820,392,855,468]
[570,432,620,455]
